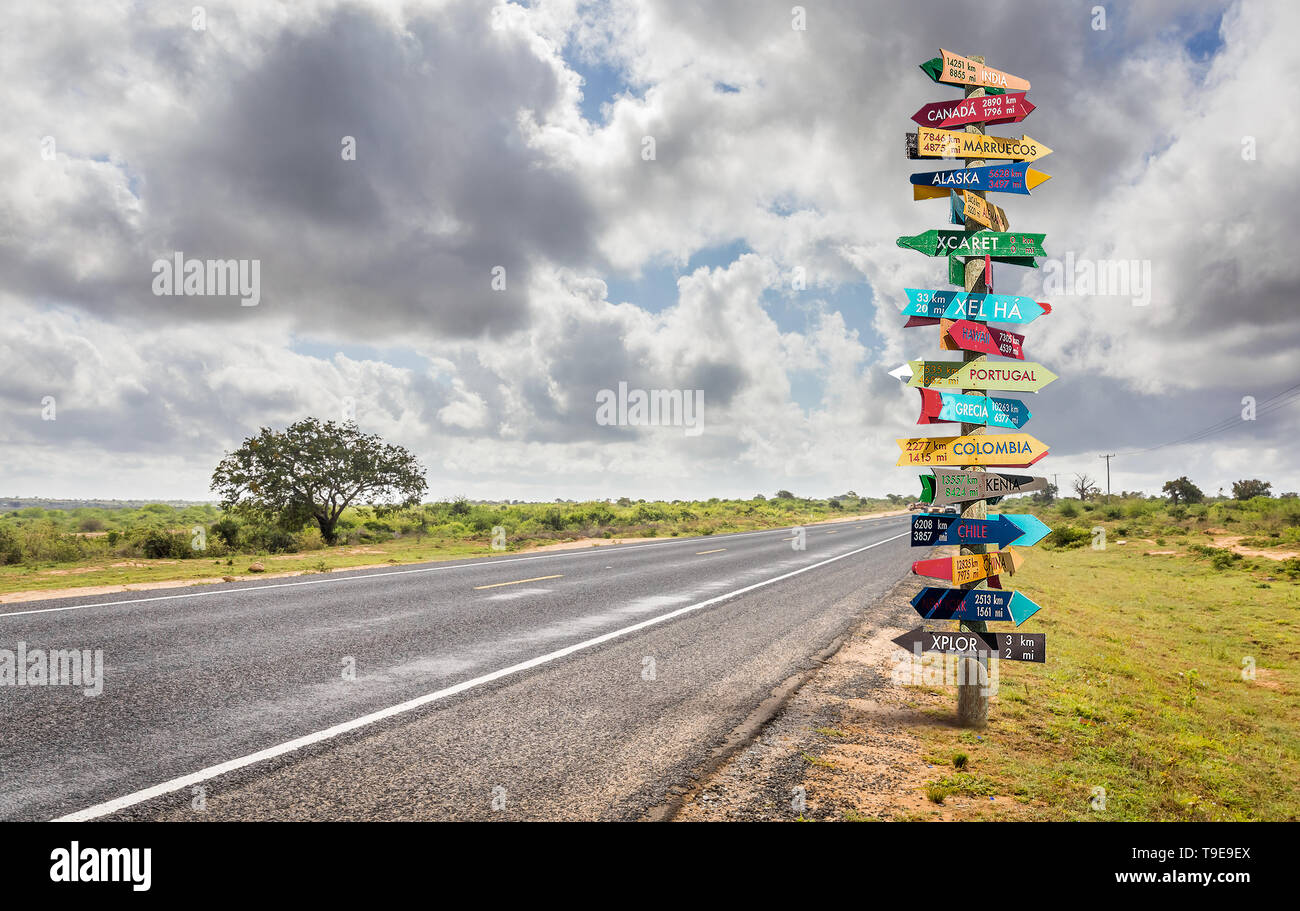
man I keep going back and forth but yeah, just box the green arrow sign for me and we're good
[897,229,1047,264]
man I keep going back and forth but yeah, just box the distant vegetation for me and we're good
[0,492,907,573]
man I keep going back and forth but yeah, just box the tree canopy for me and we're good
[211,418,427,544]
[1162,476,1204,505]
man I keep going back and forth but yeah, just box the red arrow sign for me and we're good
[910,92,1035,130]
[945,319,1025,359]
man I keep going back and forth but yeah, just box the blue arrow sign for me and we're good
[910,513,1024,548]
[910,587,1042,626]
[910,162,1049,196]
[902,289,1051,324]
[1004,513,1052,547]
[922,388,1032,429]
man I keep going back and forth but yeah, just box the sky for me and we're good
[2,0,1298,503]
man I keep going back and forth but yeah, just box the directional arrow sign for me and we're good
[911,163,1051,196]
[920,49,1031,92]
[911,587,1043,626]
[906,359,1058,393]
[919,388,1031,429]
[1004,514,1052,547]
[914,548,1024,585]
[910,513,1028,549]
[896,433,1049,468]
[920,468,1049,506]
[945,319,1026,359]
[957,191,1009,231]
[910,127,1052,162]
[911,92,1035,129]
[903,289,1050,324]
[896,229,1046,264]
[892,627,1045,662]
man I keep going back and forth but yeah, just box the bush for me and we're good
[1045,526,1091,549]
[0,525,22,565]
[1058,502,1079,518]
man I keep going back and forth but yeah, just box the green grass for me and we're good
[912,540,1300,821]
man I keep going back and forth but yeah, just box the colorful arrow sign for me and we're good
[903,289,1050,324]
[910,587,1043,626]
[914,548,1024,585]
[896,229,1046,264]
[920,468,1049,506]
[919,49,1031,92]
[911,163,1051,196]
[910,127,1051,162]
[910,513,1030,549]
[918,388,1031,429]
[896,433,1049,468]
[906,359,1058,393]
[892,627,1045,662]
[943,319,1026,359]
[911,92,1035,129]
[1003,513,1052,547]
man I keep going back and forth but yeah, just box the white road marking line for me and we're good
[2,515,905,619]
[473,574,563,590]
[694,548,726,555]
[53,530,907,821]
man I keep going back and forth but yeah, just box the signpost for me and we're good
[892,627,1045,662]
[919,50,1032,92]
[911,162,1051,196]
[920,468,1049,506]
[896,433,1049,468]
[902,289,1050,324]
[943,319,1026,359]
[896,229,1046,262]
[911,587,1043,625]
[905,359,1058,392]
[910,513,1033,548]
[893,50,1053,726]
[918,388,1031,429]
[911,92,1035,129]
[908,127,1052,162]
[914,548,1024,585]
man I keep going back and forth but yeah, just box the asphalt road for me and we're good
[0,514,912,821]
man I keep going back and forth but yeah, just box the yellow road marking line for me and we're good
[474,574,563,590]
[695,548,727,555]
[825,530,838,534]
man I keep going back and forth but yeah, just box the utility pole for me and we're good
[1099,454,1115,502]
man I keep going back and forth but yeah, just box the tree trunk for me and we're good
[316,514,339,545]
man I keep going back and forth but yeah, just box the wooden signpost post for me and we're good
[893,52,1054,727]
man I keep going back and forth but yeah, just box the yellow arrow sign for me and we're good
[896,433,1049,468]
[915,127,1052,162]
[953,549,1023,584]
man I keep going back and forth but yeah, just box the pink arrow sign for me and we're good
[910,92,1035,130]
[946,319,1026,360]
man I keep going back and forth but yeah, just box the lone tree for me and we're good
[1231,479,1272,500]
[1072,473,1098,501]
[1162,476,1204,505]
[211,418,427,545]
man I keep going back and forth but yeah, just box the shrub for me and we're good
[1045,526,1091,549]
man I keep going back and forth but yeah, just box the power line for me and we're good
[1116,381,1300,457]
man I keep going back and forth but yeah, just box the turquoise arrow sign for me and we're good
[902,289,1051,324]
[919,388,1032,429]
[897,229,1047,264]
[1004,514,1052,547]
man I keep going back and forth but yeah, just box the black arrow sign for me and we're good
[891,627,1045,662]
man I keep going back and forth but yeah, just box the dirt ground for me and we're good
[672,572,1018,822]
